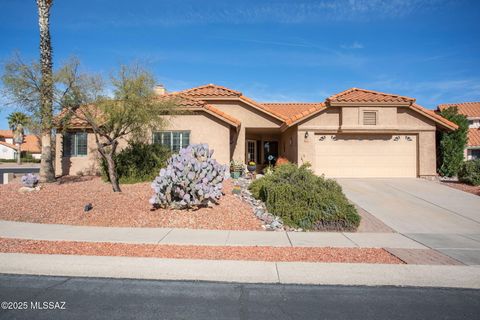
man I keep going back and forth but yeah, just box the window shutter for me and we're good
[363,111,377,125]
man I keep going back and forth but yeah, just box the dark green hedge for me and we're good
[101,142,171,184]
[249,163,360,231]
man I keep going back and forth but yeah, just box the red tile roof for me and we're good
[327,88,415,104]
[55,105,97,128]
[263,102,326,126]
[55,84,457,132]
[438,102,480,118]
[410,103,458,130]
[180,84,241,98]
[180,84,285,122]
[468,128,480,147]
[0,130,14,138]
[160,93,241,127]
[21,135,41,153]
[57,95,242,129]
[0,132,40,153]
[262,102,322,119]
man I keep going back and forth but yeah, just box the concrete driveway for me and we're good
[337,178,480,265]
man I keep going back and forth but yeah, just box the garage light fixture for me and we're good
[304,131,309,139]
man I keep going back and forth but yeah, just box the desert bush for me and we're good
[101,142,171,184]
[458,159,480,186]
[249,163,360,231]
[149,144,228,209]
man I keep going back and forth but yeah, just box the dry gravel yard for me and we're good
[442,181,480,196]
[0,176,262,230]
[0,238,403,264]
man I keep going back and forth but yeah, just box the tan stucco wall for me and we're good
[55,130,101,176]
[160,113,230,164]
[298,108,340,130]
[209,100,283,161]
[55,112,231,176]
[294,105,439,177]
[340,106,397,130]
[280,126,298,163]
[418,130,437,176]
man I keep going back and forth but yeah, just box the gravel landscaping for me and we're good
[0,238,403,264]
[0,176,262,230]
[442,181,480,196]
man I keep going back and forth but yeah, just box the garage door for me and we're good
[314,134,417,178]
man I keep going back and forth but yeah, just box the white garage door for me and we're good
[314,134,417,178]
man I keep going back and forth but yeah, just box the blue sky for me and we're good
[1,0,479,128]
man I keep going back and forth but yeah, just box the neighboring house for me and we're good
[0,130,42,160]
[55,84,457,178]
[438,102,480,161]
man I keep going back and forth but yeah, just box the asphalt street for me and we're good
[0,274,479,320]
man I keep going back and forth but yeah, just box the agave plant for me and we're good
[149,144,228,209]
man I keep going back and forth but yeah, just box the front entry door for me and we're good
[246,140,257,163]
[263,141,278,165]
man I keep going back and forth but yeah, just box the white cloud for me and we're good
[62,0,452,29]
[341,41,364,49]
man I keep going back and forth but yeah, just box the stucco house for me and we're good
[438,102,480,160]
[0,130,41,160]
[55,84,457,178]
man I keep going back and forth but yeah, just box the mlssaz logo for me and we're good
[30,301,67,310]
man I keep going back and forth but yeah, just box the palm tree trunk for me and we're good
[16,143,21,165]
[37,0,55,182]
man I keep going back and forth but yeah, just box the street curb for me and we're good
[1,253,479,288]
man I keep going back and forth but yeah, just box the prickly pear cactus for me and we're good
[21,173,39,188]
[149,144,229,209]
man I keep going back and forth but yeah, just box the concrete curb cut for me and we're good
[1,253,479,288]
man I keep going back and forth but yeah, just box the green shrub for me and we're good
[458,160,480,186]
[101,142,171,184]
[249,163,360,231]
[437,106,469,177]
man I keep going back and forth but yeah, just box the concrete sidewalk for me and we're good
[0,220,426,249]
[1,253,479,288]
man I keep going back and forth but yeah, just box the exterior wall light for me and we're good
[304,131,309,139]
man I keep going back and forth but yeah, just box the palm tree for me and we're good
[7,112,30,132]
[7,112,30,164]
[36,0,55,182]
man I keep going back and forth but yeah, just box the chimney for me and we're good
[153,84,167,95]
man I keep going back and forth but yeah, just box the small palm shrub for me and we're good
[249,163,360,231]
[101,142,171,184]
[149,144,227,209]
[458,159,480,186]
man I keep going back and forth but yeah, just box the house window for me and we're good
[63,132,88,157]
[153,131,190,152]
[470,149,480,160]
[363,111,377,125]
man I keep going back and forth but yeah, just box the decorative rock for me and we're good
[255,209,265,218]
[270,219,283,229]
[18,186,40,193]
[233,176,286,231]
[84,203,93,212]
